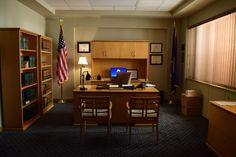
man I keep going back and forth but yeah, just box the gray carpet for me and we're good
[0,102,217,157]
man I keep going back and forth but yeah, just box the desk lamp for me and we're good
[78,57,90,90]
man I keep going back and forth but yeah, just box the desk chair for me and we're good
[79,96,112,142]
[126,96,160,144]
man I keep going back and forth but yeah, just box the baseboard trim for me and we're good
[206,142,222,157]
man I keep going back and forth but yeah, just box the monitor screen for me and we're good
[110,67,127,77]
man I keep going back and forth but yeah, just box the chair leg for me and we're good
[152,123,154,133]
[80,121,83,143]
[156,123,159,143]
[107,120,112,141]
[129,122,132,145]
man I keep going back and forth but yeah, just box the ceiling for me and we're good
[18,0,216,18]
[43,0,184,11]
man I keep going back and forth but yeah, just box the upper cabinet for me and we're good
[92,40,149,59]
[120,41,148,59]
[92,41,120,58]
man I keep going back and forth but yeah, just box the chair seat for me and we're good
[82,109,111,118]
[128,109,157,118]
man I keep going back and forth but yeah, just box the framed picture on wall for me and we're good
[150,43,162,53]
[77,42,90,53]
[150,54,163,65]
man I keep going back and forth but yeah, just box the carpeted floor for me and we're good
[0,103,217,157]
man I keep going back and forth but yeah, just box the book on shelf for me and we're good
[22,87,37,106]
[20,56,36,68]
[42,83,51,94]
[21,72,35,86]
[43,95,52,108]
[23,103,38,121]
[42,69,51,80]
[42,40,50,51]
[20,36,29,50]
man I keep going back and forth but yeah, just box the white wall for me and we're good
[0,0,46,131]
[183,0,236,118]
[46,17,173,100]
[0,0,46,35]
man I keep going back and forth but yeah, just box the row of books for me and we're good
[22,72,35,86]
[41,56,48,66]
[42,95,52,108]
[41,40,50,51]
[20,56,36,68]
[23,103,38,121]
[20,36,29,49]
[42,69,51,80]
[22,87,37,106]
[42,83,51,94]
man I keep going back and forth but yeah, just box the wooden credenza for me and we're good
[73,85,159,125]
[207,101,236,157]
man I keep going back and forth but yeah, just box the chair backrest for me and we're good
[128,97,160,119]
[79,96,111,120]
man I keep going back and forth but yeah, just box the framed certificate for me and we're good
[77,42,90,53]
[150,43,162,53]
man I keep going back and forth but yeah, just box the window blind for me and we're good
[188,12,236,89]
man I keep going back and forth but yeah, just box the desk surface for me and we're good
[73,85,159,93]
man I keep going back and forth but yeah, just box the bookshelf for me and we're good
[0,28,40,131]
[39,36,54,114]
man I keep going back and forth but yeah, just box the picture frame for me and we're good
[150,43,162,53]
[77,42,90,53]
[150,54,163,65]
[127,69,138,80]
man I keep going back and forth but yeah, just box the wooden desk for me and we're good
[73,85,159,125]
[207,101,236,157]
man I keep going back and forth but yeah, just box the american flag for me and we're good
[56,25,68,85]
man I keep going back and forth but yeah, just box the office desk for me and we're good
[73,85,159,125]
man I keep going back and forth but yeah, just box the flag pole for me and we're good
[57,18,67,104]
[57,84,65,103]
[169,20,178,104]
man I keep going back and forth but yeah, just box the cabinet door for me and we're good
[92,42,106,58]
[92,41,120,58]
[120,41,148,59]
[134,42,148,59]
[106,42,120,58]
[120,42,135,58]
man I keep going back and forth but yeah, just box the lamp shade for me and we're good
[78,57,88,65]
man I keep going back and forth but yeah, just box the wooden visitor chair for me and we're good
[79,96,112,142]
[126,96,160,144]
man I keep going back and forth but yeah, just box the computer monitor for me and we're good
[110,67,127,77]
[114,72,131,87]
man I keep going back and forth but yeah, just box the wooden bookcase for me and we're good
[0,28,40,130]
[39,36,54,114]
